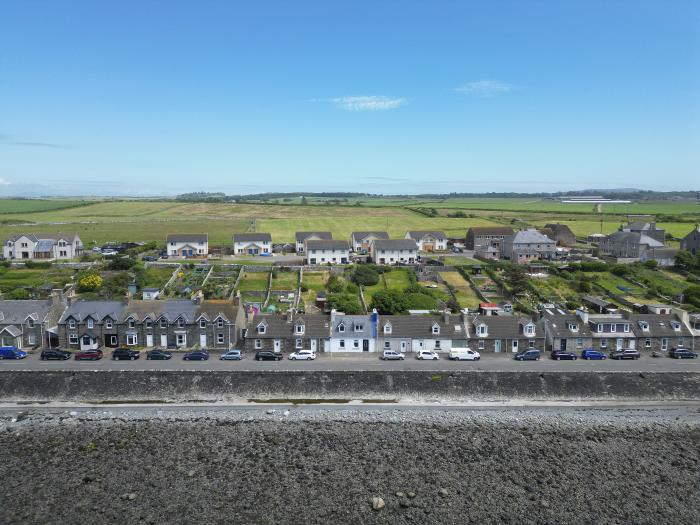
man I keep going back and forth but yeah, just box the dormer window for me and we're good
[623,324,630,333]
[68,319,76,329]
[338,323,345,333]
[477,324,487,337]
[27,318,35,328]
[525,324,535,336]
[568,323,578,332]
[128,318,135,329]
[87,318,94,329]
[432,323,440,335]
[105,319,113,329]
[597,324,603,333]
[295,324,304,334]
[257,323,266,334]
[178,318,185,328]
[200,319,207,329]
[610,324,616,333]
[383,323,392,334]
[217,318,224,328]
[160,319,167,329]
[145,319,152,328]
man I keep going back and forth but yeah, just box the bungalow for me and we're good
[370,239,418,265]
[351,231,389,253]
[295,232,332,254]
[244,312,330,353]
[405,231,447,252]
[305,240,350,265]
[233,233,272,255]
[166,234,208,258]
[0,297,65,349]
[467,314,542,353]
[377,312,468,354]
[3,233,83,261]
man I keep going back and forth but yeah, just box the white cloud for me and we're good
[329,96,407,111]
[455,80,512,96]
[0,177,10,186]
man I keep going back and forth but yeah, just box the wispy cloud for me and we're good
[0,177,10,186]
[311,96,407,111]
[455,80,512,97]
[0,134,68,149]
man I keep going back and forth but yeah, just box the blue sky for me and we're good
[1,0,698,196]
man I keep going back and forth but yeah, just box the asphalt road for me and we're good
[2,350,698,372]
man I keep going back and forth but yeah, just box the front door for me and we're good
[274,339,281,352]
[200,334,207,347]
[400,341,407,352]
[495,340,502,353]
[560,339,567,351]
[310,340,317,352]
[363,339,369,352]
[512,340,518,352]
[628,339,636,350]
[160,334,167,347]
[80,336,93,350]
[146,334,154,347]
[616,338,623,350]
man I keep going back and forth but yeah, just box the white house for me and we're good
[142,288,161,300]
[404,231,447,252]
[3,233,83,260]
[328,311,376,353]
[305,240,350,265]
[233,233,272,255]
[351,231,389,252]
[377,313,468,354]
[166,234,208,257]
[295,231,332,253]
[370,239,418,265]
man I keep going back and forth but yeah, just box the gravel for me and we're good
[0,406,699,524]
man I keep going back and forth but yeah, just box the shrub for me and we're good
[24,260,52,269]
[643,259,659,270]
[78,273,103,292]
[351,266,380,287]
[108,257,136,271]
[371,289,410,314]
[300,284,309,292]
[326,275,344,293]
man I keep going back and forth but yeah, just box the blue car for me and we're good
[183,350,209,361]
[514,349,540,361]
[220,350,243,360]
[581,349,607,360]
[551,350,578,361]
[0,346,28,360]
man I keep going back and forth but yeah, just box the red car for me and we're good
[75,349,103,361]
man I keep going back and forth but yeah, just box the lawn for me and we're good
[271,270,299,291]
[237,271,270,292]
[439,271,481,309]
[0,265,75,297]
[527,274,581,304]
[139,266,176,290]
[384,268,411,290]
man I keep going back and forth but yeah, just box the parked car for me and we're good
[551,350,578,361]
[220,349,243,360]
[514,349,540,361]
[255,351,283,361]
[141,255,157,262]
[183,350,209,361]
[146,349,172,360]
[289,350,316,360]
[381,350,405,360]
[609,349,640,360]
[40,348,71,360]
[101,249,118,256]
[75,349,103,361]
[669,347,698,359]
[581,349,607,360]
[0,346,28,360]
[416,350,439,360]
[112,348,141,360]
[448,348,480,361]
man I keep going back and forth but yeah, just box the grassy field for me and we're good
[238,271,270,292]
[0,265,74,296]
[271,270,299,291]
[0,199,87,214]
[300,271,328,308]
[439,271,481,309]
[139,266,175,290]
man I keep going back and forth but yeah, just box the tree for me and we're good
[326,293,363,314]
[370,290,410,314]
[351,266,380,287]
[300,196,308,205]
[643,259,659,270]
[108,257,136,271]
[78,273,103,292]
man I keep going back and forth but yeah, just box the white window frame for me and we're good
[478,340,485,350]
[217,318,224,328]
[338,323,345,333]
[255,339,262,349]
[528,340,535,348]
[128,318,135,329]
[623,324,630,333]
[68,319,76,329]
[217,333,225,344]
[661,338,668,351]
[87,318,94,329]
[160,319,167,329]
[145,319,152,328]
[434,340,441,349]
[178,318,185,328]
[200,319,207,329]
[295,338,303,349]
[600,338,607,348]
[432,324,440,335]
[354,324,363,333]
[645,338,651,347]
[383,341,391,349]
[296,325,304,334]
[339,339,345,349]
[258,324,266,334]
[127,334,138,346]
[384,324,392,334]
[28,334,36,345]
[69,333,78,344]
[353,340,359,348]
[27,318,35,328]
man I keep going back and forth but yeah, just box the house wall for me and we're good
[371,248,417,265]
[234,241,270,254]
[306,249,349,265]
[168,241,208,257]
[471,337,543,353]
[328,336,376,352]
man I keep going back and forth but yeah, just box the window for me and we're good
[127,334,137,346]
[597,324,603,333]
[568,323,578,332]
[434,340,441,349]
[677,338,685,347]
[160,319,167,329]
[354,324,364,332]
[217,318,224,328]
[296,324,304,334]
[478,340,484,350]
[176,333,186,346]
[296,339,303,349]
[257,324,266,334]
[353,340,359,348]
[178,318,185,328]
[525,324,534,336]
[477,324,487,336]
[27,318,35,328]
[576,338,582,348]
[199,319,206,329]
[339,340,345,349]
[600,338,607,348]
[217,333,224,344]
[255,339,262,349]
[611,324,616,333]
[623,324,630,333]
[645,338,651,347]
[338,323,345,333]
[68,319,76,329]
[69,334,78,344]
[661,338,668,351]
[87,319,94,329]
[384,324,392,334]
[28,334,36,345]
[528,340,535,348]
[432,324,440,335]
[106,319,113,329]
[384,341,390,349]
[145,319,152,328]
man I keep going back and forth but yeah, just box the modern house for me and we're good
[466,314,542,353]
[166,234,208,258]
[543,223,576,246]
[680,226,700,256]
[351,231,389,253]
[502,229,556,263]
[465,226,514,257]
[377,312,468,354]
[244,312,330,353]
[295,232,332,254]
[3,233,83,261]
[370,239,418,265]
[0,297,64,349]
[233,233,272,255]
[305,240,350,265]
[404,231,447,252]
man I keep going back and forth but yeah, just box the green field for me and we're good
[238,271,270,292]
[439,271,481,309]
[0,199,87,214]
[139,266,175,290]
[271,270,299,291]
[0,265,74,298]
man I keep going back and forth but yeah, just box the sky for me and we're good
[1,0,699,196]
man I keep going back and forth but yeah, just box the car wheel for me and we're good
[400,357,404,360]
[536,357,540,361]
[184,357,189,361]
[434,357,438,360]
[476,357,480,361]
[256,357,261,361]
[557,357,561,361]
[291,356,296,360]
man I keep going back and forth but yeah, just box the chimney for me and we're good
[286,308,294,323]
[50,289,65,307]
[330,308,337,326]
[443,309,451,323]
[575,306,589,324]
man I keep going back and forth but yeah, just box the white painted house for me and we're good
[351,231,389,252]
[305,240,350,265]
[404,231,447,252]
[370,239,418,265]
[295,231,332,253]
[166,234,208,257]
[328,311,376,353]
[3,233,83,260]
[233,233,272,255]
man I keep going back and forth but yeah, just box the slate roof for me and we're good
[630,314,692,337]
[305,240,349,251]
[378,315,467,339]
[295,232,332,243]
[351,232,389,242]
[0,325,22,337]
[468,315,537,339]
[196,300,238,322]
[160,300,199,322]
[166,234,208,243]
[0,300,55,324]
[511,229,555,244]
[604,231,664,247]
[372,239,418,251]
[233,233,272,243]
[250,314,330,338]
[59,301,125,323]
[331,314,373,337]
[119,300,165,322]
[541,311,593,338]
[467,226,514,236]
[5,233,80,244]
[406,231,447,240]
[544,223,575,236]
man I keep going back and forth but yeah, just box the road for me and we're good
[2,351,698,372]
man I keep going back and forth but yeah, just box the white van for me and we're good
[448,347,480,361]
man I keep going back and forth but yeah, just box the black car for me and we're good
[255,351,283,361]
[183,350,209,361]
[669,348,698,359]
[551,350,578,361]
[112,348,141,360]
[609,349,641,360]
[146,349,172,360]
[40,348,71,360]
[141,255,157,262]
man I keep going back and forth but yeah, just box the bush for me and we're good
[24,260,52,269]
[350,266,380,287]
[643,259,659,270]
[5,288,30,299]
[108,257,136,271]
[611,264,631,277]
[326,275,344,293]
[78,273,103,292]
[326,292,363,314]
[371,289,410,314]
[300,284,309,292]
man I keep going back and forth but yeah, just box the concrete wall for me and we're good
[0,370,698,402]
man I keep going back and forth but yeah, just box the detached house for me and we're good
[305,240,350,265]
[377,312,468,354]
[233,233,272,255]
[351,231,389,253]
[295,232,332,254]
[465,226,514,258]
[680,226,700,256]
[543,223,576,246]
[0,298,65,349]
[370,239,418,265]
[3,233,83,261]
[166,234,208,258]
[502,229,556,263]
[404,231,447,252]
[467,314,542,353]
[244,312,330,353]
[599,231,675,266]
